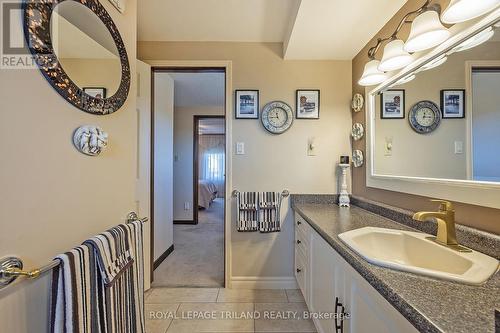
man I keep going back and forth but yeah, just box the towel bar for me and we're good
[231,189,290,198]
[0,212,148,290]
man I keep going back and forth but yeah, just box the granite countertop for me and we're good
[292,201,500,333]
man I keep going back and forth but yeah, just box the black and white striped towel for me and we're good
[51,221,145,333]
[236,191,259,231]
[259,191,283,233]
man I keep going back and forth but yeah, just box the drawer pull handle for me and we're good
[297,221,302,225]
[334,296,346,333]
[296,268,302,273]
[296,240,301,244]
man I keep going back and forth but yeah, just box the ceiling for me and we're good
[169,72,225,107]
[138,0,300,42]
[138,0,407,60]
[284,0,408,60]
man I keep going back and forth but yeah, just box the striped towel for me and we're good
[236,191,259,231]
[259,191,283,233]
[51,221,145,333]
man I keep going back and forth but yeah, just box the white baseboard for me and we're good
[230,276,298,289]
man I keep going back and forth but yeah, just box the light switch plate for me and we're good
[384,137,393,156]
[307,137,317,156]
[454,141,464,154]
[236,142,245,155]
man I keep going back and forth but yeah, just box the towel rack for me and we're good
[0,212,148,290]
[231,189,290,198]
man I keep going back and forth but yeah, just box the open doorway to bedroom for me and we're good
[152,68,226,288]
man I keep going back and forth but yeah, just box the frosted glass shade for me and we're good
[378,40,414,72]
[451,27,495,53]
[420,54,448,71]
[441,0,500,24]
[395,74,416,86]
[358,60,388,86]
[404,11,451,53]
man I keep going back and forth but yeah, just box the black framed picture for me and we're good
[381,89,405,119]
[235,90,259,119]
[296,89,320,119]
[83,87,107,99]
[441,89,465,118]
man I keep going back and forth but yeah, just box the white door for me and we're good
[136,60,152,289]
[152,73,174,268]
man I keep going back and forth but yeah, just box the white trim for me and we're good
[364,10,500,209]
[465,60,500,181]
[230,276,298,290]
[145,60,233,289]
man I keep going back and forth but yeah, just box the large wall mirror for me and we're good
[366,11,500,209]
[24,0,130,115]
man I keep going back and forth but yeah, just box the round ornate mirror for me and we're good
[24,0,130,115]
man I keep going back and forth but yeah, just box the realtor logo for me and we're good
[1,1,37,69]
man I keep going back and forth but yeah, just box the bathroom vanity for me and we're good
[292,195,499,333]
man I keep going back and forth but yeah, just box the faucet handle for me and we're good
[430,199,453,212]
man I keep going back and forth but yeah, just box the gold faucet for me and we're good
[413,200,471,252]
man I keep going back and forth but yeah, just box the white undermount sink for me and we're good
[338,227,499,285]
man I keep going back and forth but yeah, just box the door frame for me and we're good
[148,60,233,288]
[193,115,226,225]
[465,61,500,181]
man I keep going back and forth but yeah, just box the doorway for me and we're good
[150,67,227,287]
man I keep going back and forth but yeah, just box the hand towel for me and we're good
[258,191,282,233]
[236,191,259,231]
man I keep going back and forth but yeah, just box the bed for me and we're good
[198,179,218,209]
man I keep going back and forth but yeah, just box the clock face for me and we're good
[409,101,441,134]
[261,101,293,134]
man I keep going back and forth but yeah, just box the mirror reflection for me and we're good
[374,24,500,183]
[50,1,122,98]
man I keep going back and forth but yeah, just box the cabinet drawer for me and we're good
[295,246,308,298]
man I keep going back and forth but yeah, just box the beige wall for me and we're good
[173,106,224,221]
[0,0,138,331]
[352,0,500,234]
[59,58,122,96]
[139,42,352,279]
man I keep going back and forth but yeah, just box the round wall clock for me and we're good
[409,101,441,134]
[351,93,364,112]
[351,123,364,141]
[352,150,364,167]
[261,101,294,134]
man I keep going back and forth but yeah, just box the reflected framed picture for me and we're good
[296,89,320,119]
[83,87,107,99]
[441,89,465,118]
[381,89,405,119]
[235,90,259,119]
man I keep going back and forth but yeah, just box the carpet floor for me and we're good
[152,198,224,287]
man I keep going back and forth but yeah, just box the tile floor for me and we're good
[145,288,317,333]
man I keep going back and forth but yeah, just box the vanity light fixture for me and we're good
[378,40,414,72]
[419,54,448,72]
[358,60,388,86]
[450,27,495,53]
[404,10,451,53]
[441,0,500,24]
[395,74,416,85]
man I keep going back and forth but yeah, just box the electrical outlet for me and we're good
[184,202,190,210]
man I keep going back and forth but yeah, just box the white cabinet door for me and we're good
[310,231,339,333]
[343,264,418,333]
